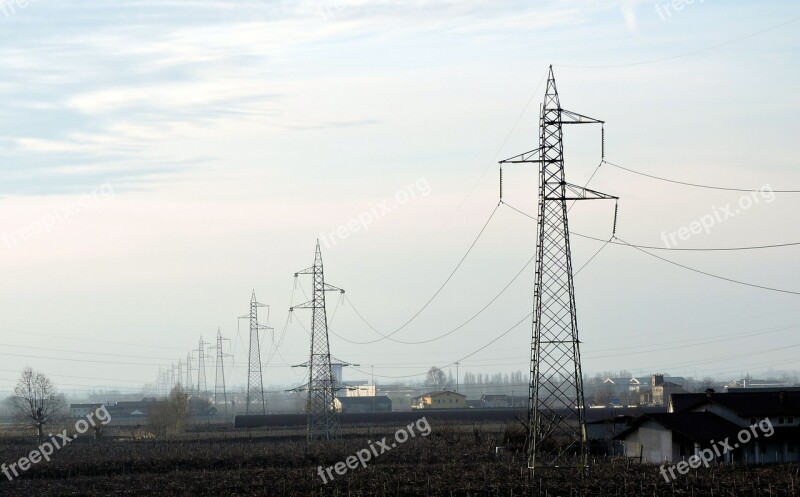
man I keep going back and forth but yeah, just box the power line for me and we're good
[603,159,800,193]
[412,70,549,251]
[556,16,800,69]
[502,201,800,252]
[344,201,501,343]
[348,311,532,380]
[0,327,186,350]
[615,236,800,296]
[336,253,534,345]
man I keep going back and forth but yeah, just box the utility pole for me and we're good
[290,241,345,441]
[501,65,617,478]
[213,328,231,417]
[243,291,270,414]
[455,362,460,394]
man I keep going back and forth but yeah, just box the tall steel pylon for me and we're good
[196,336,208,399]
[501,66,617,476]
[290,241,344,441]
[243,291,270,414]
[213,328,231,416]
[185,352,194,393]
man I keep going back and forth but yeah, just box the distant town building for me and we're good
[411,391,465,410]
[341,384,376,397]
[106,400,157,419]
[725,375,791,390]
[69,403,103,418]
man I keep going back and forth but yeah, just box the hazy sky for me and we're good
[1,0,798,397]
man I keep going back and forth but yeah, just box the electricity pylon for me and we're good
[213,328,231,416]
[196,336,209,399]
[501,66,617,477]
[243,291,270,414]
[290,241,344,441]
[185,351,194,393]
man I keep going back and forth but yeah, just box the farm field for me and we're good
[1,422,798,496]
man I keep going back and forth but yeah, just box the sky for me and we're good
[0,0,799,398]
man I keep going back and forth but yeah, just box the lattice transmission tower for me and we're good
[196,336,209,399]
[501,66,617,477]
[243,291,271,414]
[290,241,344,441]
[185,351,194,393]
[213,328,231,416]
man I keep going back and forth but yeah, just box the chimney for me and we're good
[705,388,715,398]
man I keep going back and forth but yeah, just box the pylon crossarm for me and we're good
[322,283,344,293]
[557,109,604,125]
[295,266,315,276]
[544,183,617,201]
[499,146,544,164]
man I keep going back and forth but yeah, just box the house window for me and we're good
[779,417,785,425]
[789,417,795,424]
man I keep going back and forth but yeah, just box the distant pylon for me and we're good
[244,291,270,414]
[500,65,617,477]
[185,352,194,393]
[290,241,344,441]
[197,336,208,399]
[214,328,231,416]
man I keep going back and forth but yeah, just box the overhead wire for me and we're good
[555,16,800,69]
[343,201,501,342]
[348,311,533,380]
[615,236,800,296]
[502,201,800,252]
[336,252,534,345]
[603,159,800,193]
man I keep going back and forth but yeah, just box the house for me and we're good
[616,412,742,463]
[334,396,392,413]
[69,403,103,418]
[618,390,800,464]
[411,391,466,410]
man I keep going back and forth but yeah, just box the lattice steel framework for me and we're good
[196,336,208,399]
[185,352,194,393]
[291,241,344,441]
[245,291,269,414]
[501,66,616,477]
[214,328,231,416]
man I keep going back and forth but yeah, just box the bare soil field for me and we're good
[1,422,798,496]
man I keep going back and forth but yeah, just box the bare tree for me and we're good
[425,367,448,390]
[12,368,65,439]
[148,384,191,438]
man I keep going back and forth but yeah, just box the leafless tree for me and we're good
[12,368,65,439]
[425,366,448,390]
[148,384,190,438]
